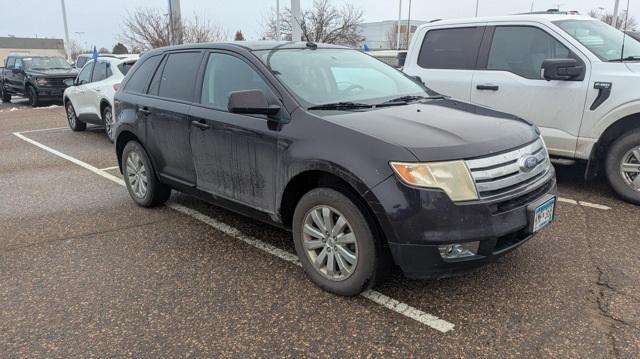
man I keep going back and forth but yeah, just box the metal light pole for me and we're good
[405,0,412,49]
[396,0,402,50]
[613,0,621,29]
[168,0,182,45]
[276,0,280,41]
[475,0,480,17]
[60,0,71,59]
[291,0,301,42]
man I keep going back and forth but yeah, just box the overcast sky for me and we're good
[1,0,638,50]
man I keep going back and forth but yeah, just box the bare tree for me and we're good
[98,47,110,54]
[263,0,364,47]
[119,8,227,51]
[589,9,638,30]
[234,30,245,41]
[67,39,84,60]
[384,24,418,50]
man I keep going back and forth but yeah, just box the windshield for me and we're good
[554,19,640,61]
[23,56,72,70]
[255,48,429,108]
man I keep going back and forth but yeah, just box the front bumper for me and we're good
[36,87,67,100]
[367,167,557,279]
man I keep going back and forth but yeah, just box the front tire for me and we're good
[122,141,171,207]
[0,83,10,103]
[102,106,115,143]
[292,188,385,296]
[66,101,86,131]
[605,128,640,205]
[27,86,39,107]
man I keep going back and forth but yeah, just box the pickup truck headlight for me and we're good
[390,161,478,201]
[35,78,48,86]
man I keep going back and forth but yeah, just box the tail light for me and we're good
[113,83,121,92]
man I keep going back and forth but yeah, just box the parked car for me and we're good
[403,13,640,204]
[1,54,77,106]
[114,42,556,296]
[74,53,136,69]
[63,56,138,142]
[366,50,407,68]
[627,31,640,42]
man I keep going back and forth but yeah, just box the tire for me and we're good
[0,83,10,103]
[292,188,387,296]
[122,141,171,207]
[605,128,640,205]
[27,86,39,107]
[102,106,115,143]
[65,101,86,131]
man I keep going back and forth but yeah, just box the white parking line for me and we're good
[557,196,611,210]
[99,166,120,171]
[13,130,455,333]
[16,126,69,134]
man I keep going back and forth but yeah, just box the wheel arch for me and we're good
[587,112,640,178]
[115,130,140,173]
[99,99,111,117]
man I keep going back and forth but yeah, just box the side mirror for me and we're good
[63,78,75,87]
[228,90,280,116]
[542,58,585,81]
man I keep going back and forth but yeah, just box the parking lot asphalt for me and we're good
[1,99,639,357]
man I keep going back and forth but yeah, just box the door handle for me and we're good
[191,120,210,130]
[476,84,500,91]
[137,106,151,115]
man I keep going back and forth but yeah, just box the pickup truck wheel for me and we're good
[292,188,385,296]
[102,106,115,143]
[122,141,171,207]
[0,84,10,103]
[27,86,39,107]
[66,101,86,131]
[605,129,640,205]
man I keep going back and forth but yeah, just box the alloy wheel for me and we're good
[620,147,640,191]
[126,151,148,198]
[104,109,114,141]
[302,205,358,281]
[66,103,76,127]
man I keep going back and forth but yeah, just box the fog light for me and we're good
[438,242,480,259]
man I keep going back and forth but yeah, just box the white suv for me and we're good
[64,55,138,142]
[403,14,640,204]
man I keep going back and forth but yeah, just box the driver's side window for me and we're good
[14,58,23,69]
[77,63,93,85]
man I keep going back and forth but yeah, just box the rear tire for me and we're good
[27,86,39,107]
[122,141,171,207]
[65,101,86,131]
[292,188,387,296]
[0,83,10,103]
[605,128,640,205]
[102,105,115,143]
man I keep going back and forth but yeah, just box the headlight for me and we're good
[390,161,478,201]
[35,78,48,86]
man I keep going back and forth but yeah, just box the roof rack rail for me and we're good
[516,9,580,15]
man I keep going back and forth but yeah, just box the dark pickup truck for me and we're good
[1,54,77,107]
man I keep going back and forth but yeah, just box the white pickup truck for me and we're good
[403,13,640,204]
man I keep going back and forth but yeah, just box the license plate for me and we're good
[532,197,555,232]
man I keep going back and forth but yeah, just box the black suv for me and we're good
[114,42,557,296]
[1,54,77,106]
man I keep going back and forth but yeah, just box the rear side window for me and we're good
[417,27,485,70]
[117,61,136,76]
[6,57,15,68]
[487,26,573,80]
[157,52,202,102]
[124,55,162,94]
[91,61,108,82]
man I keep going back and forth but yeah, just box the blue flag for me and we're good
[362,43,369,52]
[92,46,98,62]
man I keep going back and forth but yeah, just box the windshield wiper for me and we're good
[376,95,446,107]
[307,102,373,110]
[608,56,640,62]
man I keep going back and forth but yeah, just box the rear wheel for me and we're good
[292,188,386,296]
[102,106,115,143]
[66,101,86,131]
[27,86,39,107]
[605,128,640,205]
[0,83,10,103]
[122,141,171,207]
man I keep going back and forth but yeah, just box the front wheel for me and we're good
[66,101,86,131]
[292,188,386,296]
[0,83,10,103]
[102,106,115,143]
[27,86,39,107]
[605,128,640,205]
[122,141,171,207]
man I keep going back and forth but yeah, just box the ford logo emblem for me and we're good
[519,155,538,172]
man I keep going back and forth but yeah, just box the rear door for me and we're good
[189,51,278,212]
[142,51,203,186]
[470,24,590,157]
[403,25,485,101]
[85,60,110,117]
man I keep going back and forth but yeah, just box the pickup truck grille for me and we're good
[465,138,551,199]
[45,77,75,87]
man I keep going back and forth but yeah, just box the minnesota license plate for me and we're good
[532,197,555,233]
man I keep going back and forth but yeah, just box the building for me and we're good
[0,37,65,65]
[361,20,429,50]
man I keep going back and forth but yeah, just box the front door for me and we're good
[470,25,590,157]
[72,62,95,115]
[189,51,278,212]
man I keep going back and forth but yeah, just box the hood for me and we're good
[625,63,640,73]
[321,99,539,162]
[26,68,78,77]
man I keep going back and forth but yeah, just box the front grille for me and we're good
[44,77,75,87]
[466,138,551,199]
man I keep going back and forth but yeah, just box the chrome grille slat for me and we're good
[465,138,551,198]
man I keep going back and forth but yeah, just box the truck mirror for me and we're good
[541,59,585,81]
